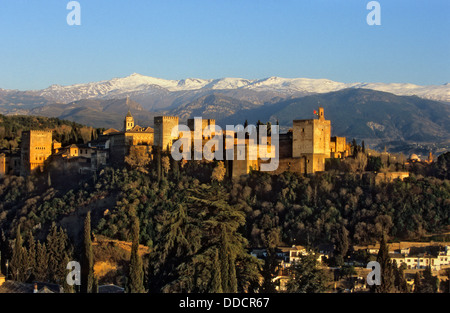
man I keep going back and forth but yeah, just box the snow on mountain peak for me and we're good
[35,73,450,103]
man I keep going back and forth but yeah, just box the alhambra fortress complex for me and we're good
[1,107,415,180]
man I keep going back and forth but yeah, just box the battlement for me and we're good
[154,116,179,122]
[187,118,215,131]
[23,130,53,134]
[21,130,53,142]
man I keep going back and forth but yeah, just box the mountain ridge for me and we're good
[169,88,450,156]
[1,88,448,156]
[1,74,449,112]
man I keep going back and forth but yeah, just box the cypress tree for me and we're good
[92,276,99,293]
[172,158,180,180]
[46,224,70,284]
[26,231,36,279]
[374,235,395,293]
[220,242,230,292]
[62,254,75,293]
[393,261,408,292]
[267,122,272,136]
[228,253,238,293]
[261,249,278,293]
[10,225,27,282]
[352,138,357,154]
[211,249,223,293]
[127,217,145,293]
[420,266,439,293]
[0,230,8,276]
[46,224,59,282]
[333,225,349,266]
[413,272,421,293]
[81,212,94,293]
[35,242,48,282]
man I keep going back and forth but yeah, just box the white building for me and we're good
[391,246,450,271]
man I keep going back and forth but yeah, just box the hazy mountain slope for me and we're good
[29,98,156,129]
[174,89,450,153]
[0,89,51,115]
[168,94,260,123]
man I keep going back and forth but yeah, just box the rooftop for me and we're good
[0,281,61,293]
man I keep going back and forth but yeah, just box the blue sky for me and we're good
[0,0,448,90]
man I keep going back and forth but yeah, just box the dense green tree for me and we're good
[393,261,408,293]
[127,217,145,293]
[416,266,439,293]
[211,249,223,293]
[148,184,260,293]
[413,272,421,293]
[332,225,349,266]
[260,228,280,293]
[62,254,75,293]
[34,242,48,282]
[10,225,28,282]
[211,161,226,183]
[228,252,238,293]
[46,224,71,284]
[366,156,383,172]
[0,230,11,276]
[433,152,450,179]
[286,253,329,293]
[81,212,94,293]
[374,235,395,293]
[260,250,278,293]
[440,269,450,293]
[26,231,36,280]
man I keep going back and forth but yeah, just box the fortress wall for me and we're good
[125,132,154,146]
[260,157,305,176]
[187,119,215,134]
[375,172,409,184]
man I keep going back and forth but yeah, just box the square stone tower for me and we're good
[154,116,179,151]
[292,107,331,174]
[20,130,53,176]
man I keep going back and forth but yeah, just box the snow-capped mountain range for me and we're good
[36,73,450,105]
